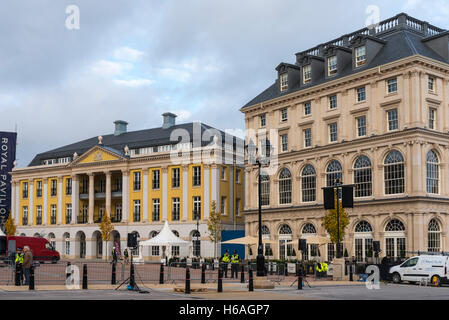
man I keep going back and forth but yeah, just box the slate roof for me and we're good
[241,13,448,110]
[29,122,241,167]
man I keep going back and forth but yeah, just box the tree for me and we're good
[99,211,114,260]
[322,190,350,244]
[4,213,16,236]
[207,201,222,258]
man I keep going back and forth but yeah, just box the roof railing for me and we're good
[296,13,446,58]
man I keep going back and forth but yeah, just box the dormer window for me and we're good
[328,56,337,76]
[280,73,288,91]
[303,65,312,84]
[355,46,367,67]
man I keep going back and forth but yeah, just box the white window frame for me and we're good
[355,45,367,67]
[329,122,338,143]
[356,116,367,137]
[387,78,398,94]
[303,65,312,84]
[303,128,312,148]
[280,73,288,91]
[387,109,398,131]
[328,56,337,76]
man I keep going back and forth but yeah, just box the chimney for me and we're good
[114,120,128,136]
[162,112,177,129]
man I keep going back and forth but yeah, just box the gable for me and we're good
[71,146,126,166]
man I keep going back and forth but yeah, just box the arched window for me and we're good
[279,168,292,204]
[48,233,56,250]
[278,224,292,260]
[302,223,317,260]
[426,150,439,194]
[354,156,372,197]
[326,160,342,186]
[302,223,317,234]
[384,150,404,195]
[385,219,406,259]
[301,165,316,202]
[64,233,70,256]
[260,173,270,206]
[261,225,270,236]
[354,221,373,262]
[428,219,441,252]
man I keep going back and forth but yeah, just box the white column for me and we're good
[105,171,112,217]
[244,169,250,210]
[182,166,188,221]
[88,173,94,224]
[71,175,79,224]
[11,181,15,220]
[43,180,48,225]
[122,170,129,222]
[162,167,168,220]
[203,165,210,220]
[142,169,149,222]
[58,177,63,224]
[211,165,220,206]
[15,183,20,220]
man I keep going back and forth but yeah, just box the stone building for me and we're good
[241,13,449,262]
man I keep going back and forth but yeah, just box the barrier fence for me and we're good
[0,260,333,287]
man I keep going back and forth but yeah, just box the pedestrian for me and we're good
[15,247,24,285]
[22,246,33,286]
[112,246,118,263]
[123,248,129,264]
[231,250,239,278]
[381,254,392,281]
[221,250,230,278]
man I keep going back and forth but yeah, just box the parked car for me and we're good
[0,235,60,264]
[389,255,449,286]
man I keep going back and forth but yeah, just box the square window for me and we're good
[429,108,436,130]
[355,46,367,67]
[387,78,397,94]
[304,102,311,116]
[280,73,288,91]
[328,56,337,76]
[356,87,366,102]
[428,76,435,93]
[303,65,312,84]
[356,116,366,137]
[281,108,288,122]
[329,95,337,109]
[303,128,312,148]
[387,109,398,131]
[281,134,288,152]
[329,123,338,142]
[260,114,266,127]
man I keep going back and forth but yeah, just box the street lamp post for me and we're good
[256,157,264,276]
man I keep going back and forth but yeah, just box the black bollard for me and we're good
[15,263,21,286]
[29,266,35,290]
[111,262,117,285]
[240,265,245,283]
[248,268,254,292]
[201,263,206,284]
[218,268,223,293]
[130,262,135,289]
[160,263,164,284]
[349,263,353,282]
[82,264,88,290]
[298,266,303,290]
[185,267,191,294]
[269,262,273,275]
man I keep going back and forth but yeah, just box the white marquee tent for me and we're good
[133,220,190,263]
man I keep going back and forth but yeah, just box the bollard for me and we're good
[298,266,303,290]
[218,268,223,293]
[349,264,353,282]
[29,266,35,290]
[130,262,135,289]
[248,268,254,292]
[160,263,165,284]
[270,262,273,275]
[111,262,117,285]
[240,265,245,283]
[201,263,206,284]
[15,263,21,286]
[185,267,191,294]
[82,264,88,290]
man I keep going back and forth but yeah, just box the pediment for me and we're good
[69,145,127,166]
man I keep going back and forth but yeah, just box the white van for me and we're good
[389,255,449,286]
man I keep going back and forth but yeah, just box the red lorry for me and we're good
[0,235,60,263]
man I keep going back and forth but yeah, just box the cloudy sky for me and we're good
[3,0,449,167]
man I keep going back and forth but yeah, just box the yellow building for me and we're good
[11,113,245,260]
